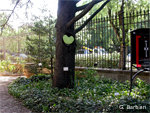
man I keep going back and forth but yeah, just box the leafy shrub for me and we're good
[0,60,16,72]
[8,72,150,112]
[0,53,12,61]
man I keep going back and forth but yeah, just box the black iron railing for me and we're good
[75,8,150,70]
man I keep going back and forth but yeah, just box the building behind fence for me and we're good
[0,8,149,71]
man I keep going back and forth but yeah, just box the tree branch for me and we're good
[108,8,120,39]
[0,0,20,36]
[76,3,91,12]
[75,0,110,34]
[66,0,103,29]
[0,10,13,11]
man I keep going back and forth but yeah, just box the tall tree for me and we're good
[26,12,56,74]
[53,0,110,89]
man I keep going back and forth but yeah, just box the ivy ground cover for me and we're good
[8,70,150,112]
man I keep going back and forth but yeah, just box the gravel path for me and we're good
[0,75,31,113]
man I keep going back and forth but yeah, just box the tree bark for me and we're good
[52,1,76,88]
[53,0,110,89]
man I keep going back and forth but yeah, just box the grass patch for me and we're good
[8,71,150,112]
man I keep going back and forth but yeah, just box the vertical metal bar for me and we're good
[106,16,109,68]
[144,10,146,27]
[88,21,90,67]
[84,21,87,66]
[81,19,83,66]
[112,14,115,68]
[110,14,112,68]
[86,21,87,67]
[95,17,97,67]
[39,34,41,63]
[126,11,129,70]
[130,60,133,95]
[130,31,133,95]
[122,0,126,70]
[103,17,105,68]
[133,10,135,31]
[93,19,95,66]
[96,17,98,67]
[100,16,102,68]
[137,10,139,28]
[140,9,142,28]
[91,20,93,66]
[98,18,100,67]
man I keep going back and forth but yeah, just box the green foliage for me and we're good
[26,36,54,74]
[0,52,27,73]
[0,13,16,37]
[26,13,56,74]
[8,71,150,112]
[0,60,16,72]
[31,20,48,36]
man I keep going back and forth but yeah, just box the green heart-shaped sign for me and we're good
[63,35,74,45]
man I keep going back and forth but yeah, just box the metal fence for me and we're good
[0,8,149,71]
[75,8,150,69]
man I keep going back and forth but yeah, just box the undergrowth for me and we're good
[8,71,150,112]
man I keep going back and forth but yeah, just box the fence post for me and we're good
[122,0,126,70]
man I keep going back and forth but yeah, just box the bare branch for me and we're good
[0,10,13,11]
[0,0,21,36]
[22,0,32,6]
[75,0,110,34]
[25,0,33,9]
[66,0,103,29]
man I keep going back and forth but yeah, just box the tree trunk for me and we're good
[52,1,76,89]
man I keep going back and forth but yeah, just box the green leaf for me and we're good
[63,35,74,45]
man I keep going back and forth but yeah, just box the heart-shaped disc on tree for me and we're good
[63,35,74,45]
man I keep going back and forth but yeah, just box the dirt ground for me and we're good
[0,75,31,113]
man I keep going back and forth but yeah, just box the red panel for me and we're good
[136,35,141,67]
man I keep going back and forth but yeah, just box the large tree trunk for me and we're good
[52,1,76,89]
